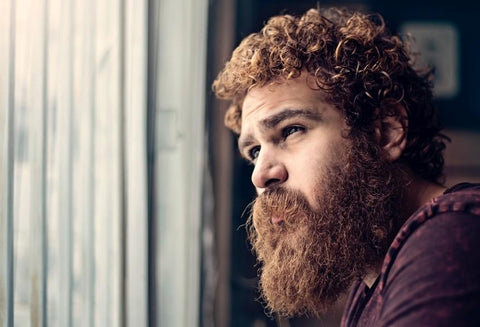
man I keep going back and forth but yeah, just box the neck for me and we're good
[363,167,447,287]
[364,267,381,288]
[400,170,447,220]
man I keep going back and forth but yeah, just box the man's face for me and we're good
[239,76,348,209]
[238,76,400,318]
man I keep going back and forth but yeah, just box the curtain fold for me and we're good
[0,0,147,325]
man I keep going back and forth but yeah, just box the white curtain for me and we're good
[0,0,207,325]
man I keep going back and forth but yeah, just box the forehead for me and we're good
[240,76,334,132]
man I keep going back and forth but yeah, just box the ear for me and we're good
[374,104,408,162]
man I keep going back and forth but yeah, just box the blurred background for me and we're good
[1,0,479,326]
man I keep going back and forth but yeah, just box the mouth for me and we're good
[271,216,284,225]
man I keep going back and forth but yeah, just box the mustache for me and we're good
[252,187,313,222]
[247,186,315,253]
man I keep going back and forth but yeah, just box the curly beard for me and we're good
[247,138,403,318]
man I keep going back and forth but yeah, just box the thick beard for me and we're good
[247,138,402,318]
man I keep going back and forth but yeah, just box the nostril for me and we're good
[265,178,281,188]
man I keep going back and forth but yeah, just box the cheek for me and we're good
[287,153,326,205]
[305,162,327,207]
[289,139,346,206]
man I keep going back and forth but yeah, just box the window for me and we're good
[0,0,208,325]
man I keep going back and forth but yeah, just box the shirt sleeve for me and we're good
[379,211,480,327]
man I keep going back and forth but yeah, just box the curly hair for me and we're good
[212,7,448,182]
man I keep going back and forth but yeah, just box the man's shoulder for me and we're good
[416,182,480,219]
[373,183,480,325]
[435,182,480,211]
[382,182,480,275]
[386,189,480,278]
[386,182,480,263]
[443,182,480,194]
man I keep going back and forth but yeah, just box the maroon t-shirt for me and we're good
[341,183,480,326]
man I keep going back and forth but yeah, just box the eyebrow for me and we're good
[238,108,322,154]
[260,108,321,129]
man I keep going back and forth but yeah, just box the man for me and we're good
[212,7,480,326]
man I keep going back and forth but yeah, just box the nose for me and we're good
[251,149,287,190]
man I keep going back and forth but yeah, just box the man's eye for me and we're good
[248,146,261,160]
[282,126,304,138]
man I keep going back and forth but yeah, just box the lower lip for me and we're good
[271,216,283,224]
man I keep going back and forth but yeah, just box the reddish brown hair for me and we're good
[212,7,448,182]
